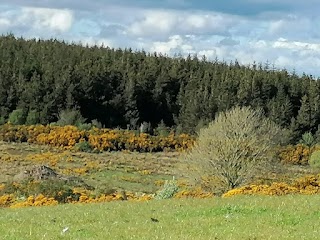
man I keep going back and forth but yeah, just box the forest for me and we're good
[0,34,319,142]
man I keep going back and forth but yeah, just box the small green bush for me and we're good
[309,150,320,168]
[91,119,103,129]
[300,132,315,148]
[154,120,171,137]
[8,109,26,125]
[155,178,179,199]
[25,110,40,125]
[0,116,5,125]
[56,108,86,126]
[77,123,92,131]
[74,140,93,152]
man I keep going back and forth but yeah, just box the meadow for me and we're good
[1,123,320,239]
[1,195,320,239]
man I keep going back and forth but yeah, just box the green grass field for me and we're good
[1,195,320,239]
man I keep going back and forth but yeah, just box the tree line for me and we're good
[0,34,319,142]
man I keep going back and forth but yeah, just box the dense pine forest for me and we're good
[0,34,319,142]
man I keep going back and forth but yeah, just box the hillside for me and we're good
[0,35,319,141]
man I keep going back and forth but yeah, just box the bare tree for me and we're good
[183,106,284,192]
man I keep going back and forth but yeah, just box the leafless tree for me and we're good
[183,106,284,192]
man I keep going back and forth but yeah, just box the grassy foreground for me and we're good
[1,195,320,240]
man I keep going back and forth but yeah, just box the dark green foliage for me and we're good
[0,34,319,142]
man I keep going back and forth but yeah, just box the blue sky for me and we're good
[0,0,319,76]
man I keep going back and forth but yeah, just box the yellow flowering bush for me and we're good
[223,174,320,197]
[35,125,85,149]
[0,194,15,207]
[0,180,155,208]
[174,187,214,198]
[10,194,58,208]
[278,144,317,165]
[0,124,195,152]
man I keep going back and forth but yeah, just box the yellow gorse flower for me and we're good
[0,124,195,152]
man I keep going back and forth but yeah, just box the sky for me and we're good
[0,0,319,77]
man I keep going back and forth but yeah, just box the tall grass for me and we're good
[1,195,320,239]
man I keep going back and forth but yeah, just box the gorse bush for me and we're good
[223,174,320,197]
[278,144,315,165]
[184,106,284,192]
[0,124,195,152]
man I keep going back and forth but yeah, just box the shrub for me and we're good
[56,108,86,126]
[278,144,314,165]
[300,132,316,148]
[154,120,171,137]
[77,123,92,131]
[315,125,320,144]
[0,116,5,125]
[183,106,284,192]
[0,124,195,151]
[25,110,40,125]
[309,150,320,168]
[223,174,320,197]
[155,178,179,199]
[74,140,93,152]
[91,119,103,128]
[8,109,26,125]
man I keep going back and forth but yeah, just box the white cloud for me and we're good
[273,38,320,52]
[0,18,10,29]
[129,11,176,37]
[150,35,195,54]
[19,7,74,32]
[128,10,238,38]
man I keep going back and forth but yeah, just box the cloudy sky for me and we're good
[0,0,319,76]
